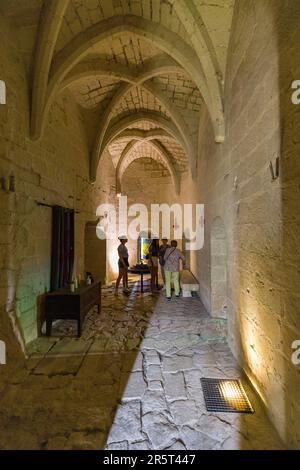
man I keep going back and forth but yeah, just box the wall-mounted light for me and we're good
[0,80,6,104]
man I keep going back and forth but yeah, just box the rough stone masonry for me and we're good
[0,0,299,449]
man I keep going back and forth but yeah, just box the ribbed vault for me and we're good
[11,0,235,185]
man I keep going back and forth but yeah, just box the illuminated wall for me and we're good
[176,0,300,449]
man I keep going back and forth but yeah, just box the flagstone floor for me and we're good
[0,278,284,450]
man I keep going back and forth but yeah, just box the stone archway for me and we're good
[210,217,227,319]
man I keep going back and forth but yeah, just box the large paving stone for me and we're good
[106,441,129,450]
[169,400,199,426]
[197,414,233,442]
[145,365,163,381]
[163,372,186,400]
[107,401,143,444]
[121,352,143,372]
[119,371,147,400]
[180,425,220,450]
[148,380,163,391]
[142,413,178,450]
[142,390,168,415]
[31,356,83,377]
[47,338,92,355]
[163,355,194,372]
[129,440,151,450]
[144,350,161,365]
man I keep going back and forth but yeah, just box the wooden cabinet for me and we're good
[45,281,101,337]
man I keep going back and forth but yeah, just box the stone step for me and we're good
[181,269,199,297]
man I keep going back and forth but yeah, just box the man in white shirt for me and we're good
[115,236,130,294]
[163,240,185,301]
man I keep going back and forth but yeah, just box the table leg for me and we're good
[46,319,52,337]
[141,273,144,293]
[77,319,81,337]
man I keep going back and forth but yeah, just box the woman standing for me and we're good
[147,238,160,292]
[115,236,130,294]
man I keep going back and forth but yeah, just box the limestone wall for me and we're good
[0,14,101,346]
[179,0,300,449]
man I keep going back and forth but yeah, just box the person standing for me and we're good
[147,238,160,292]
[164,240,185,301]
[115,236,130,294]
[159,237,170,290]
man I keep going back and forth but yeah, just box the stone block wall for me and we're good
[0,14,103,346]
[175,0,300,449]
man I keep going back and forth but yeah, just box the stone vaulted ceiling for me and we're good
[0,0,235,192]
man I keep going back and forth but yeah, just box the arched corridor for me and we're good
[0,0,300,452]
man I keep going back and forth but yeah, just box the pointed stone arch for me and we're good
[33,15,223,145]
[117,139,180,195]
[60,55,181,90]
[92,111,189,180]
[53,57,196,178]
[112,129,174,143]
[172,0,224,143]
[31,0,70,139]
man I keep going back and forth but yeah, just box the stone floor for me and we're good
[0,277,284,450]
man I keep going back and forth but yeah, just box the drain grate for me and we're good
[200,378,254,413]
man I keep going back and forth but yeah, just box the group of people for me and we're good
[115,236,185,301]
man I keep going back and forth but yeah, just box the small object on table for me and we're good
[86,271,94,285]
[70,281,75,293]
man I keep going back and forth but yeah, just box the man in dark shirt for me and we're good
[159,238,170,291]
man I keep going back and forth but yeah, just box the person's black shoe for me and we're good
[167,297,171,301]
[175,294,180,298]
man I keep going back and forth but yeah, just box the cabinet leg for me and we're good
[97,303,101,314]
[77,319,81,337]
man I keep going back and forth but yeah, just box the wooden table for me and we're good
[128,266,151,293]
[45,281,101,337]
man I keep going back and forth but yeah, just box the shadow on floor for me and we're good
[0,277,284,450]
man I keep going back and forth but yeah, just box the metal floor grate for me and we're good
[200,378,254,413]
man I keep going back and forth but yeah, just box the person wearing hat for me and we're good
[159,237,170,290]
[115,236,130,294]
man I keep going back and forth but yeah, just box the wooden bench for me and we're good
[181,270,199,298]
[44,281,101,337]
